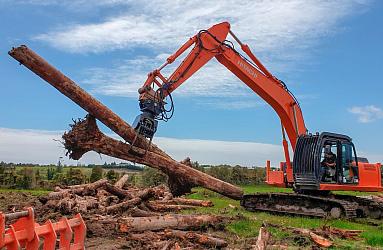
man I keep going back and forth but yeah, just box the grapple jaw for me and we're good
[0,207,86,250]
[133,110,158,140]
[133,95,164,140]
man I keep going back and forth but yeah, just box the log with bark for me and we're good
[114,174,129,189]
[318,226,363,240]
[156,198,213,207]
[106,197,143,214]
[9,45,243,200]
[104,182,133,199]
[40,178,108,202]
[146,202,197,212]
[129,207,159,217]
[86,214,225,237]
[164,229,228,248]
[9,45,166,157]
[62,114,242,199]
[126,230,227,250]
[118,214,225,233]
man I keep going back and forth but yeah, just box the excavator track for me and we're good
[240,193,383,219]
[331,194,383,219]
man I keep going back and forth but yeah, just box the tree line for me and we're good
[140,162,266,187]
[0,163,122,189]
[0,161,266,190]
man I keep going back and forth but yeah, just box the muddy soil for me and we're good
[0,191,121,249]
[0,191,41,213]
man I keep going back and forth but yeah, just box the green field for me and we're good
[185,185,383,249]
[0,188,50,196]
[13,166,93,177]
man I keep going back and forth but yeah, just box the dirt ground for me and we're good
[0,191,41,213]
[0,191,233,250]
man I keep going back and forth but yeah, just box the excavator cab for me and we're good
[266,131,382,192]
[293,132,359,191]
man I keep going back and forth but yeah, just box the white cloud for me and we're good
[1,127,381,166]
[348,105,383,123]
[0,128,119,165]
[34,1,368,56]
[0,127,285,166]
[154,137,284,167]
[84,56,251,98]
[32,0,370,100]
[196,98,264,110]
[2,0,130,8]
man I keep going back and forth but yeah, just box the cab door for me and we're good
[338,142,359,184]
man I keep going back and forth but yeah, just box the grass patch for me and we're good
[333,190,381,196]
[185,185,383,248]
[0,188,50,196]
[362,230,383,247]
[242,184,293,194]
[227,218,262,237]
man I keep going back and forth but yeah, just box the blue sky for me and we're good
[0,0,382,165]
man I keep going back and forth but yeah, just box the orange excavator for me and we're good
[134,22,383,219]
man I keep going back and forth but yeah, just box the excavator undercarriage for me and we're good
[241,192,383,219]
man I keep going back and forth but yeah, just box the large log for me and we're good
[9,45,243,200]
[146,202,197,212]
[66,178,108,190]
[149,198,213,208]
[8,45,167,158]
[104,183,132,199]
[166,198,213,207]
[164,229,228,248]
[114,174,129,189]
[118,214,224,232]
[62,115,243,200]
[44,178,108,201]
[129,207,159,217]
[106,197,142,214]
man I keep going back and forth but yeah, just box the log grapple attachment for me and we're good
[0,207,86,250]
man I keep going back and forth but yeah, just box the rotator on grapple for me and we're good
[133,22,383,219]
[133,83,173,139]
[131,83,174,156]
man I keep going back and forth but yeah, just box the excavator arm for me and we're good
[134,21,307,165]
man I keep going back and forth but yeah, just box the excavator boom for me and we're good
[138,22,306,149]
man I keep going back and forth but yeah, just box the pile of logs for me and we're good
[38,175,228,249]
